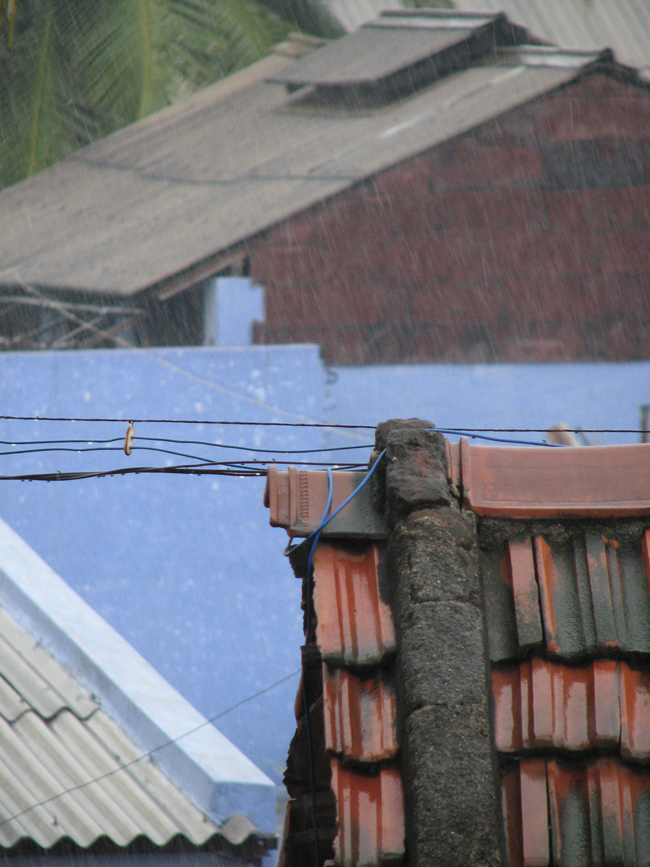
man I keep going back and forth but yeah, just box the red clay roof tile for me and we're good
[484,529,650,662]
[268,439,650,867]
[620,665,650,760]
[493,659,623,753]
[322,666,397,764]
[313,544,395,668]
[327,760,404,867]
[501,758,549,867]
[461,439,650,517]
[265,466,387,539]
[502,758,650,867]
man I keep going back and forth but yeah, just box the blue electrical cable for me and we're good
[429,429,565,447]
[298,449,387,548]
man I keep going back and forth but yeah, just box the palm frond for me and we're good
[0,0,304,190]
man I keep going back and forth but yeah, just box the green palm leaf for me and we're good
[0,0,333,190]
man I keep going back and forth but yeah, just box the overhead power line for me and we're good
[0,415,376,428]
[0,417,646,434]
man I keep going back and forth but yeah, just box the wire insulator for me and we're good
[124,424,136,456]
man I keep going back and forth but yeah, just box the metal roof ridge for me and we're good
[0,518,275,832]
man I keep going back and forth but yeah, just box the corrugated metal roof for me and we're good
[0,602,260,854]
[456,0,650,73]
[324,0,650,74]
[0,17,604,298]
[322,0,405,34]
[268,16,492,88]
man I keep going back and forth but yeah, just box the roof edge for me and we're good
[0,518,275,832]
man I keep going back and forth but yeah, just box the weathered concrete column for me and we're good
[374,420,503,867]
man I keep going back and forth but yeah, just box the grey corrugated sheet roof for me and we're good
[323,0,403,33]
[0,16,619,299]
[0,602,247,853]
[269,14,495,87]
[0,520,274,857]
[325,0,650,74]
[455,0,650,72]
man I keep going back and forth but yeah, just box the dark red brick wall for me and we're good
[249,72,650,364]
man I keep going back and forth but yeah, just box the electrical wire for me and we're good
[0,416,647,433]
[137,436,375,455]
[0,415,377,428]
[432,429,564,447]
[0,668,301,830]
[290,450,388,553]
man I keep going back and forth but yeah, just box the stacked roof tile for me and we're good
[268,436,650,867]
[280,542,403,866]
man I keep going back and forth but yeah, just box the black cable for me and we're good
[0,668,301,830]
[0,461,369,483]
[0,437,123,446]
[137,436,375,455]
[0,436,373,455]
[0,416,648,434]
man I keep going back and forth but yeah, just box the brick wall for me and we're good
[249,72,650,364]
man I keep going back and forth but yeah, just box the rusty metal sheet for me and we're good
[329,759,404,867]
[313,544,396,667]
[265,466,387,540]
[461,439,650,518]
[493,659,621,753]
[322,666,397,763]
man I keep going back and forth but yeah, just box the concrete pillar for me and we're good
[374,420,503,867]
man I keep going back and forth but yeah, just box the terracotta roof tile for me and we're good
[493,659,625,753]
[503,758,650,867]
[265,466,388,539]
[327,760,404,867]
[323,666,398,763]
[313,544,395,668]
[484,529,650,663]
[269,440,650,866]
[461,439,650,518]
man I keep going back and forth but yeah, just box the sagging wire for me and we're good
[0,415,377,429]
[0,437,374,455]
[137,436,375,454]
[0,462,371,483]
[0,667,301,831]
[0,415,647,434]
